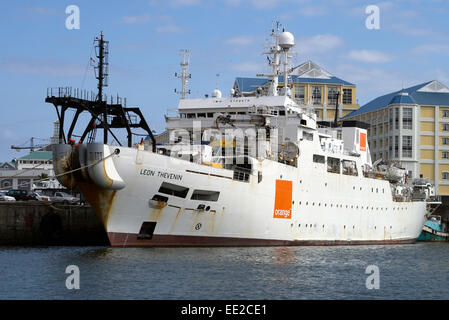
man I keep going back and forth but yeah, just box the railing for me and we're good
[46,87,127,106]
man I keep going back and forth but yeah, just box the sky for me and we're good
[0,0,448,161]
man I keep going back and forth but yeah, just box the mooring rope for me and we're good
[0,151,117,191]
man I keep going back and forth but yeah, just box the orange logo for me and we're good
[273,180,292,219]
[360,132,367,152]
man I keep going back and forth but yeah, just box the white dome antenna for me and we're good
[279,31,295,50]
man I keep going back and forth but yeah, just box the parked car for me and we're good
[50,192,80,204]
[6,189,31,201]
[29,191,51,202]
[0,191,16,201]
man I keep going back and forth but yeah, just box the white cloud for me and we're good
[250,0,280,9]
[0,58,85,77]
[225,35,258,46]
[413,44,449,55]
[121,14,151,24]
[231,61,264,72]
[347,50,393,63]
[299,5,329,17]
[156,24,185,33]
[169,0,202,7]
[334,64,419,104]
[296,34,343,56]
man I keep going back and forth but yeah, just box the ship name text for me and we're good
[139,168,183,181]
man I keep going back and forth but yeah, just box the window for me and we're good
[443,151,449,159]
[328,87,338,105]
[187,113,196,118]
[389,108,393,129]
[302,131,314,141]
[394,136,399,158]
[312,86,322,105]
[197,113,206,118]
[443,137,449,145]
[158,182,189,198]
[342,160,358,176]
[191,190,220,202]
[327,157,340,174]
[403,108,412,130]
[343,89,352,104]
[395,108,399,130]
[313,154,325,164]
[295,86,305,103]
[402,136,412,158]
[443,172,449,180]
[443,110,449,117]
[443,124,449,131]
[207,113,214,118]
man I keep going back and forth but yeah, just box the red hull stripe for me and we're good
[108,232,416,247]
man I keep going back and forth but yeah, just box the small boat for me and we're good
[418,215,449,242]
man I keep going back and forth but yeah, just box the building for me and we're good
[344,80,449,195]
[233,60,360,122]
[0,151,58,191]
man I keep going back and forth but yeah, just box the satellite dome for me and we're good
[279,31,295,49]
[212,89,222,98]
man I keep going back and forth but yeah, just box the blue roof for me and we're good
[344,80,449,118]
[388,93,417,105]
[234,75,354,93]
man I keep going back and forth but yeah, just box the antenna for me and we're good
[257,23,295,97]
[175,49,191,99]
[94,31,110,143]
[94,31,109,102]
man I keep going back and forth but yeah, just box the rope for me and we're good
[0,151,117,191]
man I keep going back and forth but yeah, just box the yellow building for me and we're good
[233,61,360,121]
[344,80,449,195]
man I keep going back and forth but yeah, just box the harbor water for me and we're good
[1,242,448,300]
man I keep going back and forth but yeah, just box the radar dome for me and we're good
[279,31,295,49]
[212,89,222,98]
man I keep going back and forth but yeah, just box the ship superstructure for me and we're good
[47,28,440,247]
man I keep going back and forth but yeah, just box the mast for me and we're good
[94,31,109,143]
[175,49,191,99]
[258,23,294,97]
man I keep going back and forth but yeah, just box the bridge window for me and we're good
[342,160,358,176]
[313,155,325,164]
[327,157,340,174]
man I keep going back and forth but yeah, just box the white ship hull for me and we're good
[54,143,428,247]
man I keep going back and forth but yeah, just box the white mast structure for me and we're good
[257,24,295,97]
[175,49,191,99]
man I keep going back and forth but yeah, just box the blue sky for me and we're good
[0,0,448,161]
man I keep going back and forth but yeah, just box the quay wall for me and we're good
[0,202,109,246]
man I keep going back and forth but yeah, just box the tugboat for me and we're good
[45,28,440,247]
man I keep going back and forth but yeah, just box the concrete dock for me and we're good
[0,202,109,246]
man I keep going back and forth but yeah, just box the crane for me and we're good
[11,137,49,152]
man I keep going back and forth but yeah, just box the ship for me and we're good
[46,28,441,247]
